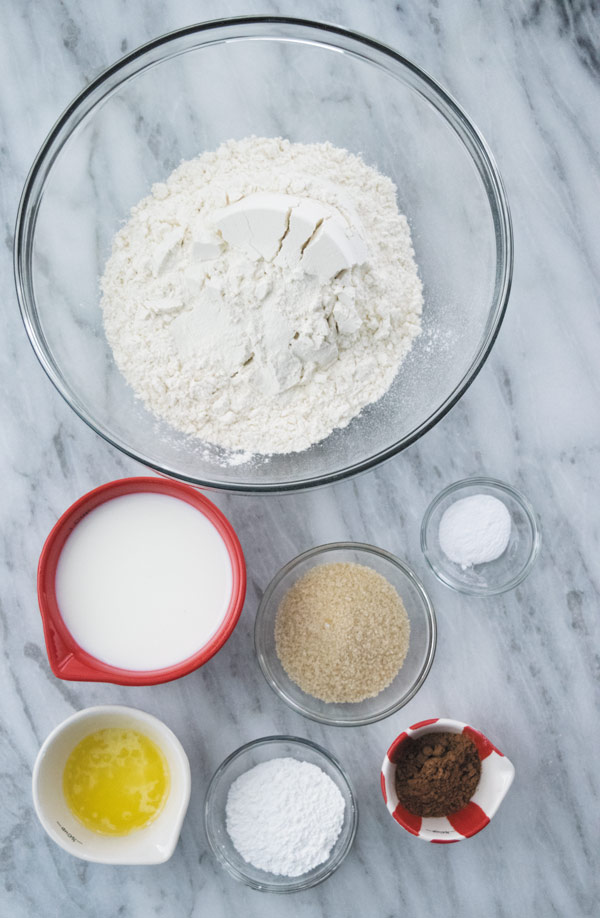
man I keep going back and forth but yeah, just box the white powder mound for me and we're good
[225,757,346,877]
[101,137,423,455]
[439,495,512,569]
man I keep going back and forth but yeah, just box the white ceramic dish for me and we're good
[32,705,191,864]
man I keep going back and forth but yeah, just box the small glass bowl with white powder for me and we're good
[204,736,357,893]
[421,478,540,596]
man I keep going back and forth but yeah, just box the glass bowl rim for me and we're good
[254,541,437,726]
[14,15,513,494]
[203,733,359,892]
[420,476,541,595]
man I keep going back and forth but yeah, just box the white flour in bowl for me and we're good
[101,137,423,455]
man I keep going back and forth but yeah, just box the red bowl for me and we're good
[37,477,246,685]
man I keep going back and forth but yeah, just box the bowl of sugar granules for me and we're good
[254,542,436,726]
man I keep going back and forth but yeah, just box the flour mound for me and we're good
[101,137,423,455]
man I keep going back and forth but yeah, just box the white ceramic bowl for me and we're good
[380,717,515,843]
[32,705,191,864]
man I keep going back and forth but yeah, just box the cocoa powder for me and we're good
[394,731,481,817]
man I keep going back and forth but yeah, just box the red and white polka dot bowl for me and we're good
[380,717,515,843]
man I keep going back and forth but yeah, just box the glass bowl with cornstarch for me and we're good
[254,543,437,726]
[204,735,357,892]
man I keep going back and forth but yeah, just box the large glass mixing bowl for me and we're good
[15,17,512,493]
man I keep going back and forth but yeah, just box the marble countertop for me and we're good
[2,1,599,915]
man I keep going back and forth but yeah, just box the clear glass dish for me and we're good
[421,477,541,595]
[15,17,512,493]
[204,735,358,892]
[254,543,436,726]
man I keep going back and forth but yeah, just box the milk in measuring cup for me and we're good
[55,492,233,670]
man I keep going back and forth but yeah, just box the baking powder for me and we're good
[438,494,512,569]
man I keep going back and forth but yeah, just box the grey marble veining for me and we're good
[1,1,599,916]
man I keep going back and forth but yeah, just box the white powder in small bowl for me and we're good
[438,494,511,569]
[225,757,345,877]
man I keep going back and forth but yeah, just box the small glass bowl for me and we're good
[421,477,540,595]
[254,543,436,727]
[204,735,358,893]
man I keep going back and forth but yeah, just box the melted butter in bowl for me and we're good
[32,704,191,864]
[63,727,170,836]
